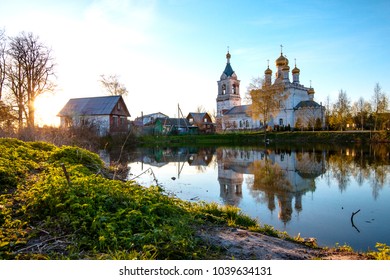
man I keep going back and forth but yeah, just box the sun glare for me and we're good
[34,95,62,127]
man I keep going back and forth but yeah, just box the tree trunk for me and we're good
[27,97,35,128]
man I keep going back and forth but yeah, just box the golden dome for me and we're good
[292,66,300,74]
[307,87,315,94]
[264,66,272,75]
[226,51,231,60]
[282,64,290,71]
[276,53,289,66]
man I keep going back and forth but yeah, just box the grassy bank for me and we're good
[138,130,390,147]
[0,138,279,260]
[1,138,388,260]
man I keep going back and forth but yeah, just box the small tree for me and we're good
[331,89,350,131]
[99,74,128,96]
[315,117,322,131]
[247,77,286,142]
[295,117,302,131]
[371,83,388,130]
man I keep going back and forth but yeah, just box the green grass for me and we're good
[0,138,265,260]
[138,130,389,147]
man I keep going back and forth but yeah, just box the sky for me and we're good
[1,0,389,126]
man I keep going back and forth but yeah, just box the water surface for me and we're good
[103,144,390,251]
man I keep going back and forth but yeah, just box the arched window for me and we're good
[222,84,226,95]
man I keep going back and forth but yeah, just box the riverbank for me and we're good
[196,225,371,260]
[0,138,387,260]
[137,130,390,147]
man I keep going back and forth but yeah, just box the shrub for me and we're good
[49,146,104,174]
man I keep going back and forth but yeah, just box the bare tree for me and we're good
[371,83,388,130]
[5,32,26,128]
[352,97,368,130]
[325,95,331,130]
[99,74,128,96]
[196,105,206,113]
[7,32,55,129]
[0,29,6,100]
[357,97,365,130]
[5,49,26,128]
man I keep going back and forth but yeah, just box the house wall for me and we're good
[139,113,168,125]
[60,115,110,136]
[187,113,215,133]
[111,98,130,117]
[109,115,129,134]
[222,114,262,131]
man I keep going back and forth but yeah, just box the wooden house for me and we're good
[186,112,215,134]
[57,95,130,136]
[144,117,195,135]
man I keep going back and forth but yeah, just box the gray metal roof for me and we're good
[58,95,130,117]
[294,100,322,109]
[156,118,191,127]
[187,112,213,123]
[224,105,251,116]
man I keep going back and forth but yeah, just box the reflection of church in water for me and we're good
[217,148,326,223]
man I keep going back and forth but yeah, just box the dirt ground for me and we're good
[196,225,371,260]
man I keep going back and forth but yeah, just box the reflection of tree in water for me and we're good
[328,152,353,192]
[326,145,390,199]
[250,159,292,191]
[370,165,389,200]
[248,159,296,224]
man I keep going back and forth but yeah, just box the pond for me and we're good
[101,144,390,252]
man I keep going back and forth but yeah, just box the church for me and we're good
[215,48,325,132]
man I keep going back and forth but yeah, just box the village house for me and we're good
[131,112,169,135]
[133,112,169,126]
[132,112,215,135]
[57,95,130,136]
[186,112,215,134]
[144,117,194,135]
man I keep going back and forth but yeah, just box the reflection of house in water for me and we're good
[187,148,214,166]
[216,149,263,205]
[128,147,215,177]
[218,165,243,205]
[217,148,326,224]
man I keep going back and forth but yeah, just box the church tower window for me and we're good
[222,84,226,95]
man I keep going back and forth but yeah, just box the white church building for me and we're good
[216,48,325,132]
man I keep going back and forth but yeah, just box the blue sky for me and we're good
[1,0,389,125]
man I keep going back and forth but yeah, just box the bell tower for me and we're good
[216,50,241,132]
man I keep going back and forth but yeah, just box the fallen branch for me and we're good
[113,131,132,180]
[129,167,159,185]
[15,234,73,254]
[351,209,361,233]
